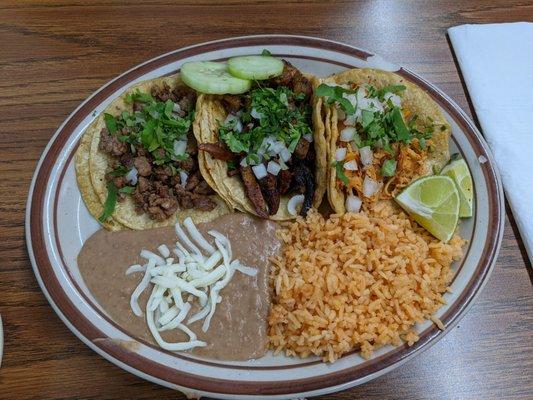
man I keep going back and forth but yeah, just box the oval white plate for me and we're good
[26,35,504,399]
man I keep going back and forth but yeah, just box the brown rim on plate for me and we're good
[26,35,504,396]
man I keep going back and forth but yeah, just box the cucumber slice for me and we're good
[181,61,251,94]
[227,55,284,80]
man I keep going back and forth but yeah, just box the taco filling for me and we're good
[98,83,217,222]
[318,81,448,213]
[198,63,318,218]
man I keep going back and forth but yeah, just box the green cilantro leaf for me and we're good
[381,159,397,177]
[98,181,118,222]
[104,113,118,134]
[119,186,135,194]
[334,161,349,185]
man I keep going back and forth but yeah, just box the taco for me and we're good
[193,62,327,220]
[75,74,229,230]
[318,68,451,214]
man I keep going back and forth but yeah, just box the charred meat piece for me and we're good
[99,128,128,156]
[227,168,240,177]
[185,170,201,192]
[278,169,293,195]
[172,86,197,114]
[269,61,299,88]
[193,181,215,195]
[292,74,313,99]
[259,174,280,215]
[177,156,198,172]
[221,95,243,114]
[198,142,237,162]
[293,138,310,160]
[151,82,172,102]
[134,156,152,177]
[119,153,134,170]
[192,195,217,211]
[132,101,143,112]
[292,164,315,217]
[239,166,269,218]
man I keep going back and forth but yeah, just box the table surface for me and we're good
[1,1,532,399]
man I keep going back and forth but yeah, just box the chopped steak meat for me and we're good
[221,95,243,114]
[198,142,237,161]
[278,170,293,195]
[172,86,197,114]
[193,181,215,195]
[259,174,280,215]
[99,128,127,156]
[292,164,315,216]
[239,166,269,218]
[292,138,310,160]
[184,170,201,192]
[133,156,152,177]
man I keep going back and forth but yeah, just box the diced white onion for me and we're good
[252,163,268,180]
[250,108,264,120]
[359,146,373,167]
[125,167,138,186]
[344,160,358,171]
[179,171,188,187]
[280,147,291,163]
[172,103,182,113]
[345,194,362,213]
[267,160,282,176]
[240,158,248,167]
[224,114,243,132]
[363,175,381,197]
[383,92,402,107]
[303,133,314,142]
[287,194,305,216]
[173,139,187,156]
[340,127,356,142]
[335,147,347,161]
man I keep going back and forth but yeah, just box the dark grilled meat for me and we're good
[293,138,310,160]
[198,142,237,161]
[185,170,201,192]
[134,156,152,177]
[193,181,215,195]
[293,164,315,216]
[259,174,280,215]
[239,166,269,218]
[269,62,298,87]
[278,169,293,195]
[99,128,127,156]
[221,95,243,114]
[292,74,313,98]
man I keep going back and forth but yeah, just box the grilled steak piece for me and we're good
[278,169,293,195]
[293,164,315,217]
[172,86,197,114]
[292,74,313,99]
[193,181,215,195]
[259,174,280,215]
[185,170,201,192]
[134,156,152,177]
[198,142,237,161]
[221,95,243,114]
[293,138,310,160]
[239,166,269,218]
[192,195,217,211]
[99,128,127,156]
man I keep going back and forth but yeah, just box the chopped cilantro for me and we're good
[98,181,118,222]
[108,165,128,177]
[334,161,349,185]
[315,84,356,115]
[227,161,237,170]
[119,186,135,194]
[104,113,118,134]
[381,159,397,177]
[218,86,312,161]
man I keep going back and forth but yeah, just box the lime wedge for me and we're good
[181,61,251,94]
[441,157,473,218]
[394,176,460,242]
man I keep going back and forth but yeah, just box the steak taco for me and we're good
[75,74,229,230]
[188,58,327,220]
[317,68,451,214]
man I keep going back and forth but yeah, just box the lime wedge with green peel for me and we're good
[441,157,473,218]
[394,176,460,242]
[181,61,251,94]
[227,55,284,80]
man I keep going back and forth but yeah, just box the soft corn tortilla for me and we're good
[75,73,230,230]
[323,68,451,214]
[193,75,327,221]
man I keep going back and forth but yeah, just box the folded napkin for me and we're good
[448,22,533,263]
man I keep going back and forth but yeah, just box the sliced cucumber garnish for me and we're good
[227,55,284,80]
[181,61,251,94]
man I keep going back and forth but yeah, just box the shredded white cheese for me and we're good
[127,217,257,352]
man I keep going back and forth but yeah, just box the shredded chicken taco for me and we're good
[75,74,229,230]
[192,61,327,220]
[318,68,451,214]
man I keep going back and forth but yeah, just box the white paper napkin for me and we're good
[448,22,533,263]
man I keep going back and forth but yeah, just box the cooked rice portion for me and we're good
[268,201,465,362]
